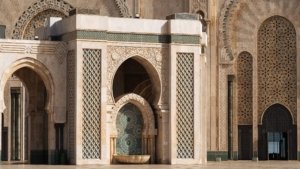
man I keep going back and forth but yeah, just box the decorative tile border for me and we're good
[207,151,228,161]
[61,30,200,44]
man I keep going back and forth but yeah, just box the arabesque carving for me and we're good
[114,0,131,17]
[112,93,155,136]
[12,0,74,39]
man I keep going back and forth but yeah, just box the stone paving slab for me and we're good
[1,161,300,169]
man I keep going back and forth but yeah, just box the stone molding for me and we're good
[0,41,67,64]
[218,0,239,63]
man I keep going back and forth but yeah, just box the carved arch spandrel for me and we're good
[114,0,131,17]
[12,0,74,39]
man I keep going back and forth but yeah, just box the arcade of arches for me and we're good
[2,0,300,166]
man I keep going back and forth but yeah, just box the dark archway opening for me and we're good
[1,67,49,164]
[113,58,154,104]
[258,104,297,160]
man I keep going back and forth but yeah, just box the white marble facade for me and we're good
[2,0,300,166]
[0,12,207,165]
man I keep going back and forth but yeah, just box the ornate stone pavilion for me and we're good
[0,0,300,166]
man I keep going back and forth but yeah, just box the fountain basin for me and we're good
[113,155,150,164]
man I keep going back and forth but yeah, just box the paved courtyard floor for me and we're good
[1,161,300,169]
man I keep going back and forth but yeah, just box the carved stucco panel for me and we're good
[220,0,300,64]
[0,41,67,64]
[12,0,74,39]
[191,0,208,16]
[113,0,131,17]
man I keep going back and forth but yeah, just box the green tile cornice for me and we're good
[61,30,200,44]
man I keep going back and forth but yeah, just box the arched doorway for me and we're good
[258,104,297,160]
[1,59,54,164]
[257,15,297,161]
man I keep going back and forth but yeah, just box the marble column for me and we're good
[155,105,169,164]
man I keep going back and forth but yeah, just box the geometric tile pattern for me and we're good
[258,16,297,122]
[116,103,143,155]
[63,30,201,44]
[82,49,101,159]
[176,52,194,159]
[237,52,253,125]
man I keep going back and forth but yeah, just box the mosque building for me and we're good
[0,0,299,165]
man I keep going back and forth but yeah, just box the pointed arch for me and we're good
[261,103,294,126]
[0,57,55,115]
[112,56,161,105]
